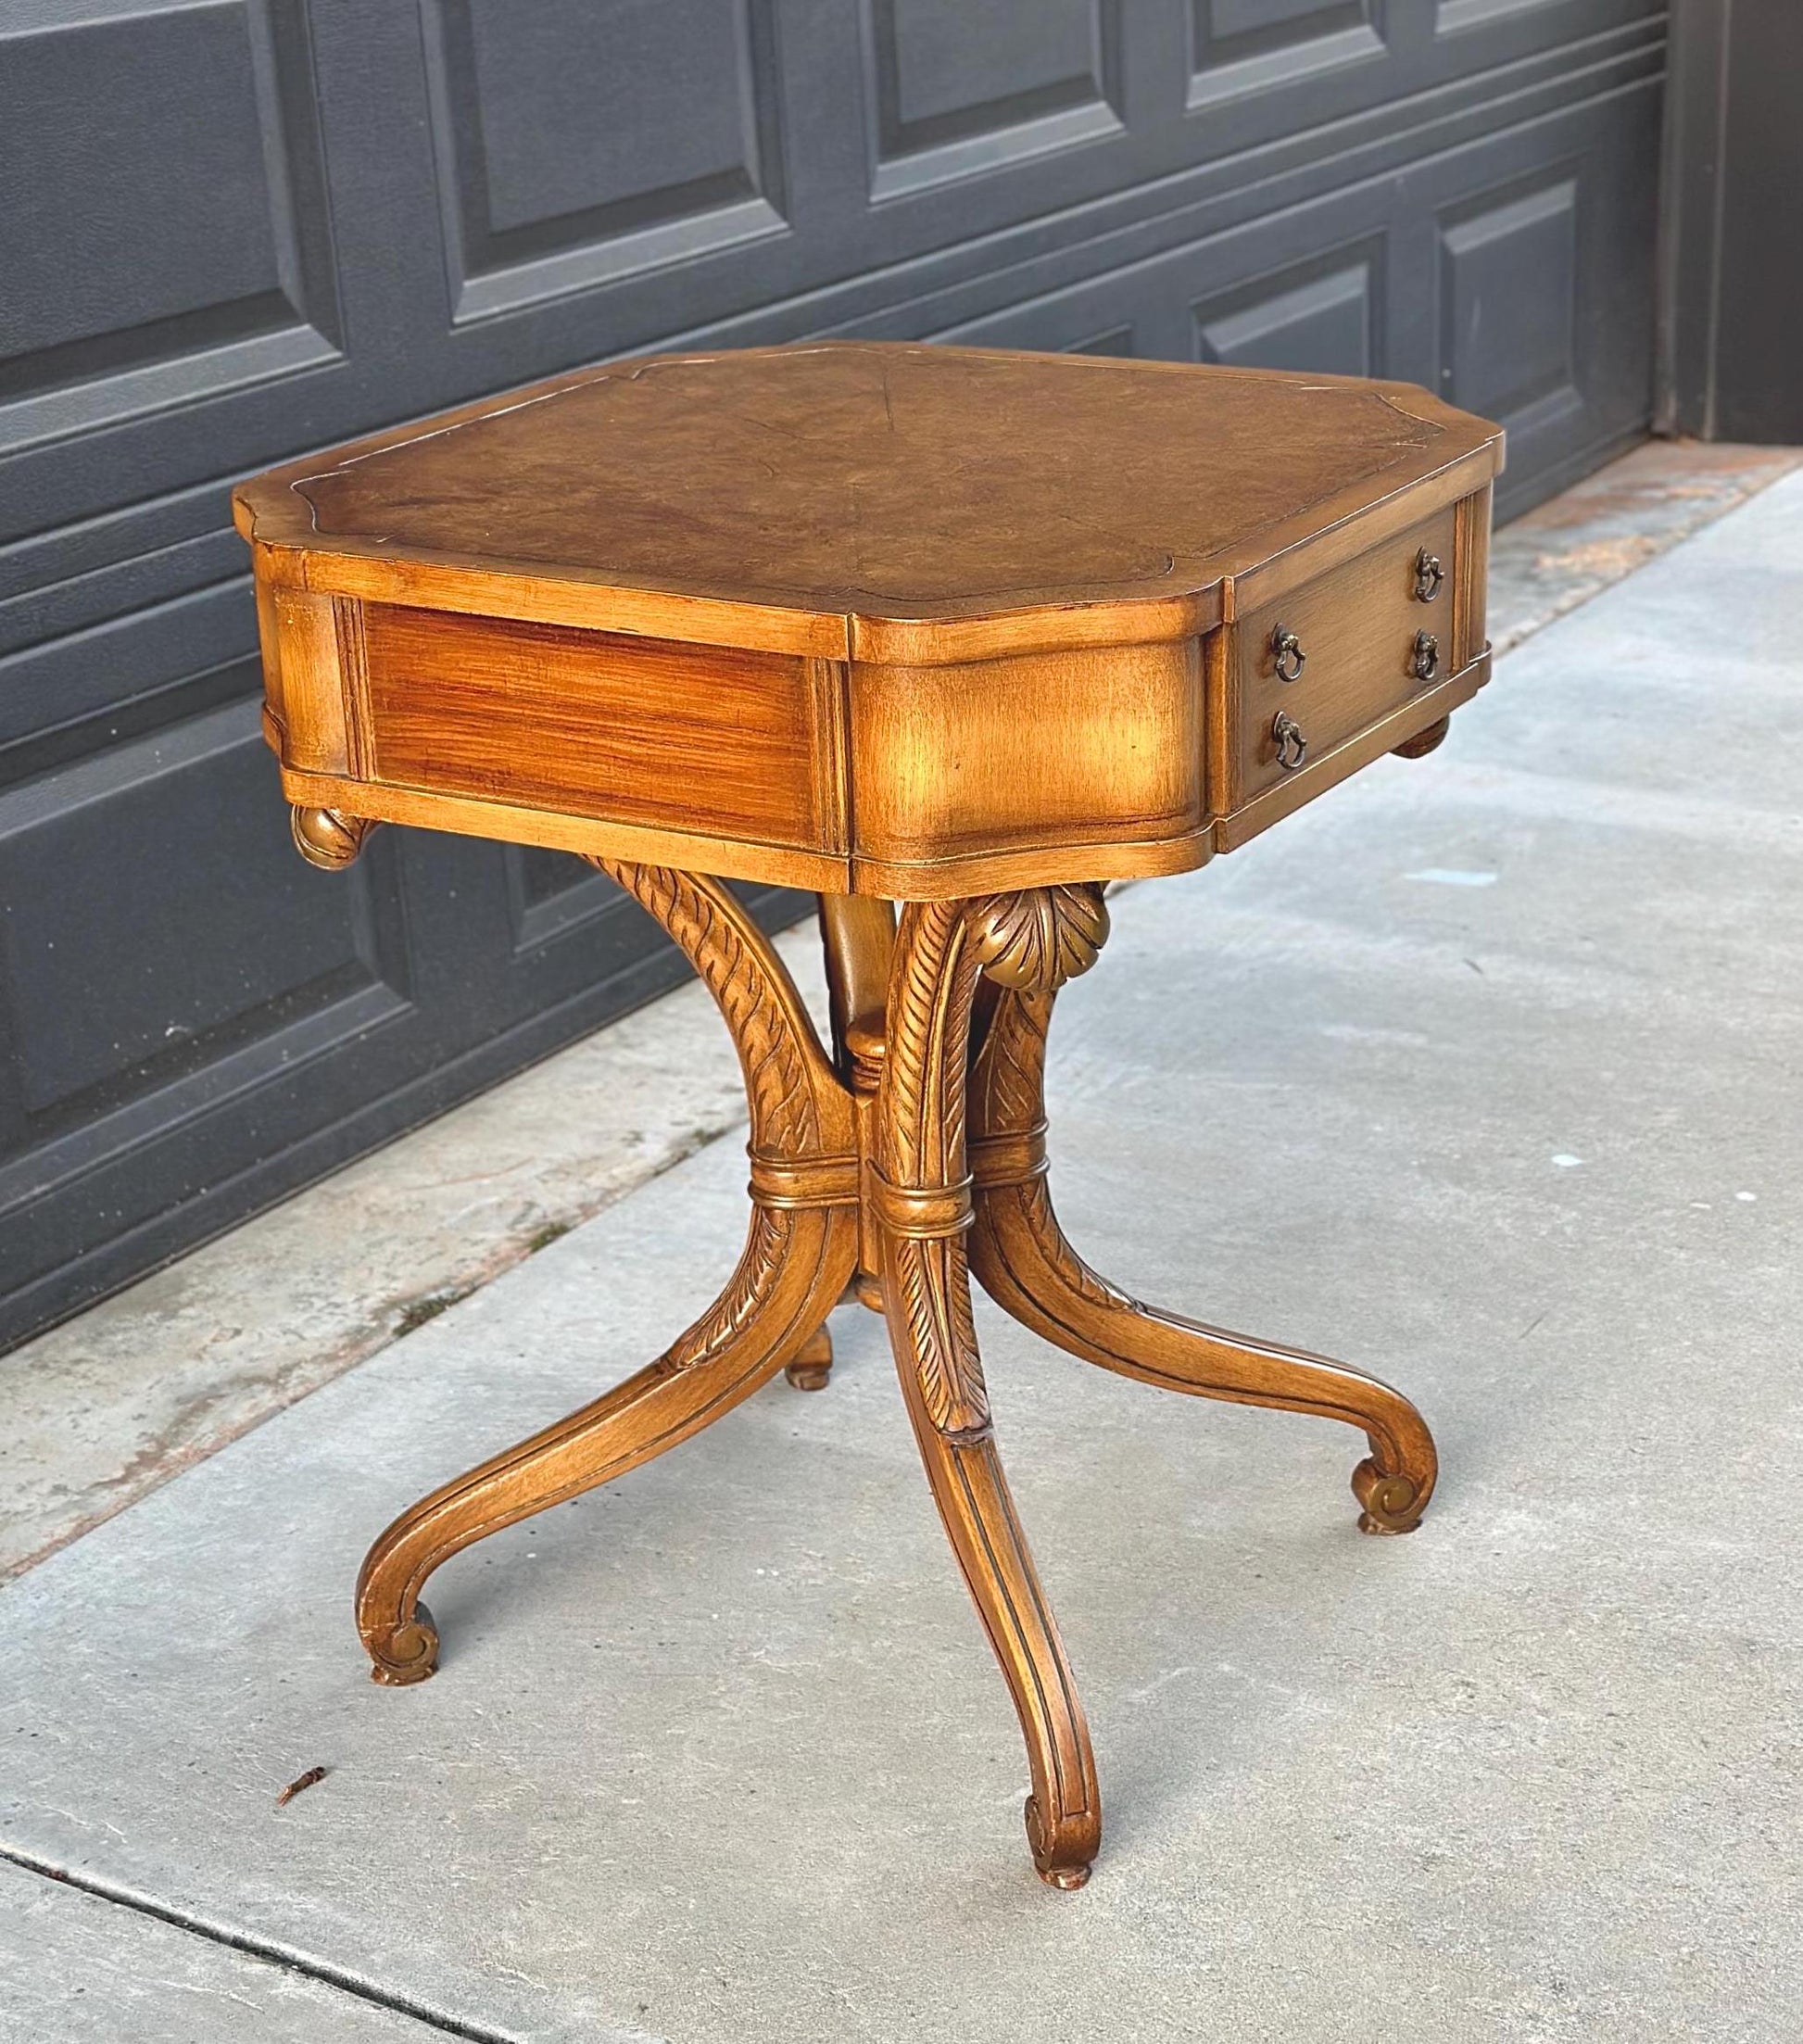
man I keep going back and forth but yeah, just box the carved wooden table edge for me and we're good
[239,343,1503,1890]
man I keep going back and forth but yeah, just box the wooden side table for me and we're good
[237,343,1502,1887]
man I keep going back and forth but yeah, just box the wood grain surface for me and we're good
[237,342,1500,661]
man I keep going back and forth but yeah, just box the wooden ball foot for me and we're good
[784,1324,833,1392]
[1392,714,1451,761]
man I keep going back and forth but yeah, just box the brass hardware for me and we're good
[1408,631,1440,683]
[1413,549,1445,602]
[1271,711,1307,772]
[1270,625,1305,683]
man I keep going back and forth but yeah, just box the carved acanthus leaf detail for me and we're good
[894,1235,989,1435]
[878,900,990,1436]
[667,1208,793,1370]
[973,987,1129,1315]
[973,987,1053,1139]
[1015,1177,1135,1314]
[968,885,1109,993]
[590,860,833,1159]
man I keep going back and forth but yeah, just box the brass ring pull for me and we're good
[1409,630,1440,683]
[1270,625,1305,683]
[1414,549,1445,602]
[1271,711,1307,773]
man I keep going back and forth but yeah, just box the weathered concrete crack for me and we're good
[0,1843,532,2043]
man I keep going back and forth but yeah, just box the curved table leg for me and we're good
[875,890,1109,1887]
[968,985,1437,1536]
[356,862,860,1682]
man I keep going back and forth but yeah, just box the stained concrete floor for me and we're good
[3,462,1801,2040]
[4,438,1795,1585]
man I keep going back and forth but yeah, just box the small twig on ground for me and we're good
[275,1765,328,1807]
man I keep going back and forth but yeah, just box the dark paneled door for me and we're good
[0,0,1664,1349]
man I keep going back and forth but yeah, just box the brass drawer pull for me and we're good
[1270,625,1306,683]
[1271,711,1307,772]
[1409,630,1440,683]
[1414,549,1444,602]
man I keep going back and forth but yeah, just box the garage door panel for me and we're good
[422,0,791,325]
[0,2,1666,1348]
[0,0,343,460]
[0,704,410,1142]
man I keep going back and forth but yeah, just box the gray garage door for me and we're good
[0,0,1666,1348]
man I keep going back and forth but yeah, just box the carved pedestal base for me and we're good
[345,854,1438,1889]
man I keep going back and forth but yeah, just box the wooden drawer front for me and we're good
[1232,505,1458,804]
[357,603,843,852]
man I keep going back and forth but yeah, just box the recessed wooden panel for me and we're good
[1194,243,1384,376]
[0,0,337,406]
[846,639,1203,884]
[864,0,1123,197]
[1435,0,1563,30]
[359,604,838,852]
[1189,0,1384,109]
[1202,0,1376,51]
[932,275,1154,360]
[1438,176,1579,424]
[422,0,786,314]
[503,845,648,957]
[514,845,604,911]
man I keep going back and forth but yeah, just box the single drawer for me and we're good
[1229,504,1458,806]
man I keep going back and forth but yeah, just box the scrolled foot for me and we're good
[1026,1795,1095,1891]
[784,1324,833,1393]
[969,982,1441,1540]
[1352,1457,1427,1535]
[365,1601,439,1685]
